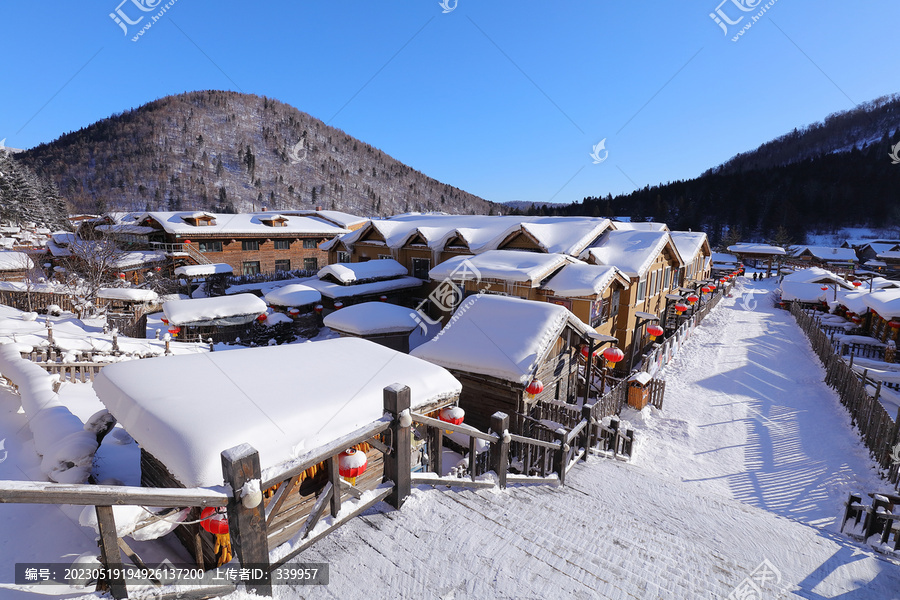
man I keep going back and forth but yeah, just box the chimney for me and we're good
[261,206,267,212]
[316,206,322,211]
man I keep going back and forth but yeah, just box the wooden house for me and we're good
[580,230,683,366]
[323,301,419,353]
[727,243,786,276]
[411,294,596,433]
[92,339,461,568]
[670,231,712,287]
[162,293,268,343]
[0,251,35,282]
[304,259,425,309]
[792,246,858,270]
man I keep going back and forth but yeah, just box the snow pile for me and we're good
[430,250,569,286]
[669,231,708,264]
[264,283,322,307]
[411,295,590,384]
[96,288,159,303]
[324,302,419,335]
[173,263,233,277]
[0,344,97,483]
[318,259,407,284]
[304,276,423,299]
[163,293,267,326]
[0,251,34,271]
[862,288,900,320]
[93,338,461,486]
[264,312,293,326]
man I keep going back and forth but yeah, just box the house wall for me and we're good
[158,233,330,275]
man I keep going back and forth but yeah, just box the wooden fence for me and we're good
[792,304,900,491]
[0,289,78,313]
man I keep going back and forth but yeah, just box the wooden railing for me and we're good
[792,304,900,491]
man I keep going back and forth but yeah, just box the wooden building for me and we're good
[670,231,712,287]
[411,294,596,433]
[162,293,268,343]
[727,243,786,276]
[304,259,425,310]
[0,251,36,282]
[323,302,419,353]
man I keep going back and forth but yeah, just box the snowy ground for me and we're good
[2,277,900,598]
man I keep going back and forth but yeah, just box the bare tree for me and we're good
[60,226,124,312]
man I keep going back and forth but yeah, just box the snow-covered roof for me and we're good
[832,291,870,315]
[318,259,407,284]
[96,288,159,303]
[304,276,423,299]
[710,252,738,265]
[338,215,612,258]
[669,231,709,263]
[135,211,350,236]
[93,338,461,487]
[781,267,853,288]
[780,282,829,303]
[429,251,569,286]
[113,251,166,269]
[727,243,786,256]
[0,251,34,271]
[795,246,858,262]
[173,263,233,277]
[860,242,898,255]
[582,230,679,278]
[876,250,900,260]
[862,289,900,320]
[411,295,591,384]
[542,262,627,297]
[264,284,322,307]
[324,302,419,335]
[162,293,267,326]
[612,222,669,232]
[279,210,368,229]
[95,224,156,235]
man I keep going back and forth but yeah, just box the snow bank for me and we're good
[318,259,407,284]
[97,288,159,303]
[163,293,267,326]
[411,295,590,384]
[0,344,98,483]
[324,302,418,335]
[173,263,233,277]
[93,338,461,487]
[264,283,322,307]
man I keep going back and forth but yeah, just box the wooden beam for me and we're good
[490,412,509,489]
[409,412,499,443]
[95,505,128,600]
[325,457,341,517]
[0,482,229,507]
[410,475,495,489]
[294,481,333,542]
[221,444,272,597]
[264,474,301,528]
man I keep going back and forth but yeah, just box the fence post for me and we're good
[581,404,594,461]
[555,428,568,486]
[95,505,127,599]
[221,444,272,596]
[383,384,411,509]
[490,412,509,489]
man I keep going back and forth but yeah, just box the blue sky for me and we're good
[1,1,898,206]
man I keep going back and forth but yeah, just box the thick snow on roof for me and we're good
[163,293,267,326]
[0,251,34,270]
[669,231,708,263]
[430,251,569,286]
[304,276,423,299]
[318,259,407,284]
[339,215,612,257]
[780,282,829,303]
[876,250,900,260]
[832,290,870,315]
[612,221,668,232]
[113,251,166,269]
[411,295,590,384]
[279,210,367,228]
[136,211,349,236]
[542,262,624,297]
[97,288,159,303]
[711,252,738,264]
[796,246,858,262]
[93,338,461,487]
[582,230,676,278]
[862,289,900,320]
[324,302,419,335]
[264,284,322,307]
[781,267,853,287]
[861,242,898,254]
[174,263,233,277]
[727,243,786,256]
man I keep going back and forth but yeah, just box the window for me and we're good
[336,251,350,264]
[412,258,431,280]
[649,270,658,298]
[242,261,260,275]
[304,257,318,271]
[275,259,291,271]
[242,240,260,251]
[663,267,671,291]
[302,239,318,249]
[198,241,222,253]
[610,289,620,317]
[274,240,290,250]
[379,254,392,260]
[636,277,647,303]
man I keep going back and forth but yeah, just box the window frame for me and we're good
[274,239,291,250]
[241,240,260,252]
[198,240,223,253]
[303,257,318,271]
[242,261,261,275]
[302,239,318,249]
[274,259,291,272]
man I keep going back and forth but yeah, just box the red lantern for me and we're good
[168,326,181,337]
[160,317,169,325]
[257,313,267,322]
[439,406,465,426]
[686,294,699,305]
[334,301,344,310]
[339,448,368,484]
[117,273,126,279]
[602,347,625,368]
[820,286,828,291]
[889,321,900,330]
[647,324,665,341]
[200,507,229,536]
[525,380,544,397]
[183,239,191,244]
[314,304,323,314]
[155,266,162,272]
[379,295,388,302]
[674,303,688,314]
[852,281,862,287]
[288,308,300,317]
